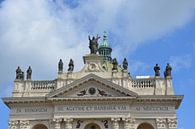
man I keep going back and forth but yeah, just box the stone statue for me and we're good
[58,59,63,72]
[88,34,100,54]
[68,59,74,72]
[112,58,118,71]
[26,66,32,80]
[123,58,128,70]
[154,64,160,76]
[16,66,22,79]
[164,63,172,77]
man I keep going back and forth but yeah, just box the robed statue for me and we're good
[164,63,172,77]
[68,59,74,72]
[112,58,118,71]
[26,66,32,80]
[123,58,128,70]
[88,35,100,54]
[16,66,24,80]
[58,59,63,72]
[154,64,160,76]
[16,66,22,79]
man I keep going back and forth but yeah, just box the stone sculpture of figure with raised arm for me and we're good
[88,34,100,54]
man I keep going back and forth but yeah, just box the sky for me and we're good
[0,0,195,128]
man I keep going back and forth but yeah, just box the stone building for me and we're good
[3,33,183,129]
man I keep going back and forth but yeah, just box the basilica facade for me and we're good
[3,33,183,129]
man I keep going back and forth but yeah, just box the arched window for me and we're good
[84,123,101,129]
[137,123,154,129]
[32,124,48,129]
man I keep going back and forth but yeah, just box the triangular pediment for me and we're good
[47,74,137,98]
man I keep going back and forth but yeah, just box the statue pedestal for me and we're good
[83,54,104,64]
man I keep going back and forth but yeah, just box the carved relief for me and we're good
[76,87,110,97]
[76,120,83,128]
[77,89,87,96]
[111,118,120,129]
[122,117,136,129]
[20,120,30,129]
[53,118,62,129]
[64,118,73,129]
[167,118,177,128]
[101,120,109,128]
[9,120,19,129]
[156,118,166,128]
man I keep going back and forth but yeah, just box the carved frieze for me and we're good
[9,120,19,129]
[156,118,166,128]
[122,117,136,129]
[167,118,177,128]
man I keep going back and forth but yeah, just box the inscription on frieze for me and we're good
[13,107,48,114]
[56,104,129,112]
[135,105,170,112]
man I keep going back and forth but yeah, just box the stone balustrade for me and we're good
[31,80,57,90]
[132,78,155,88]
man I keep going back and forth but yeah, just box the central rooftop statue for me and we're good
[88,34,100,54]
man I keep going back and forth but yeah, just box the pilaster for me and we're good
[156,118,167,129]
[111,118,120,129]
[53,118,63,129]
[122,117,136,129]
[64,118,73,129]
[167,118,177,129]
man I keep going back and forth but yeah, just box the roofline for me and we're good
[2,95,183,109]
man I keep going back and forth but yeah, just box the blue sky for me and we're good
[0,0,195,129]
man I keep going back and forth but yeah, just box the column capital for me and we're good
[64,118,73,123]
[64,118,73,129]
[167,118,177,129]
[111,118,120,129]
[122,117,135,123]
[53,118,63,129]
[111,117,120,122]
[156,118,166,129]
[122,117,136,129]
[53,118,63,123]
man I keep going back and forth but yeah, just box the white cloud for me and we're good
[128,60,151,76]
[0,0,195,96]
[169,55,192,71]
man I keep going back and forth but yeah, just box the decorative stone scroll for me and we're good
[9,120,19,129]
[53,118,63,129]
[156,118,166,129]
[122,117,136,129]
[111,118,120,129]
[20,120,30,129]
[167,118,177,129]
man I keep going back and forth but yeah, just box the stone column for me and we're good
[9,120,19,129]
[156,118,167,129]
[122,117,136,129]
[19,120,30,129]
[64,118,73,129]
[111,118,120,129]
[167,118,177,129]
[53,118,63,129]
